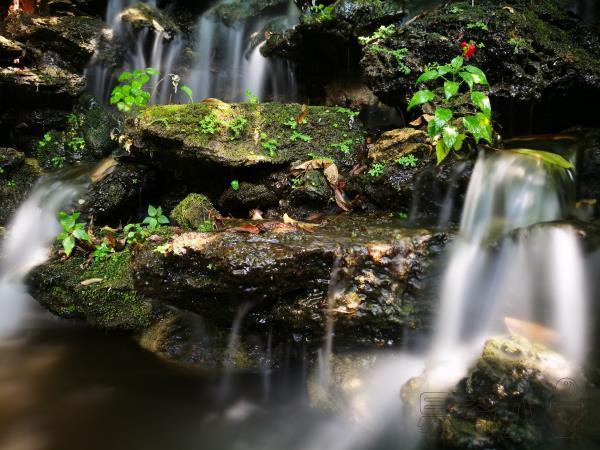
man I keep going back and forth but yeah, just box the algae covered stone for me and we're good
[124,102,364,171]
[171,193,220,230]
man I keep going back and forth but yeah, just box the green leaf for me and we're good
[62,236,75,256]
[459,72,475,90]
[181,85,194,102]
[407,90,435,111]
[435,107,453,123]
[118,71,132,82]
[471,91,491,118]
[436,141,451,165]
[148,205,157,217]
[72,227,89,242]
[511,149,574,169]
[145,68,160,76]
[231,180,240,191]
[454,133,467,151]
[158,215,170,225]
[444,81,460,100]
[463,113,493,144]
[124,96,135,106]
[451,56,464,72]
[437,64,453,76]
[442,126,459,150]
[415,70,440,85]
[464,65,489,85]
[428,119,444,138]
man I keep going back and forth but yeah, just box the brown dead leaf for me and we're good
[409,116,424,127]
[228,224,261,234]
[334,189,350,211]
[249,209,264,220]
[91,156,118,183]
[297,104,308,124]
[323,163,339,186]
[282,213,317,232]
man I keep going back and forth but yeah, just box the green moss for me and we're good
[30,250,154,330]
[171,193,220,230]
[131,102,364,170]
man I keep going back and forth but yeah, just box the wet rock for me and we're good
[434,336,584,449]
[75,95,119,158]
[81,161,156,225]
[205,0,289,27]
[136,308,273,369]
[0,147,41,225]
[347,128,473,218]
[0,65,85,98]
[219,182,278,215]
[131,214,449,344]
[171,193,220,230]
[28,250,156,330]
[0,35,25,65]
[289,169,332,208]
[124,102,363,171]
[3,11,107,70]
[576,129,600,217]
[120,2,180,39]
[360,0,600,133]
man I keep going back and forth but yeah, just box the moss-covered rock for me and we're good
[28,250,155,330]
[0,148,41,225]
[125,102,364,171]
[360,0,600,132]
[203,0,289,27]
[76,95,119,158]
[171,193,220,230]
[432,336,584,449]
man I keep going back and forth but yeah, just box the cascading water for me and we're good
[88,0,299,104]
[186,0,299,102]
[304,149,589,449]
[0,170,89,339]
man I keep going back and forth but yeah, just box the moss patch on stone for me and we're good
[29,250,154,330]
[171,193,220,230]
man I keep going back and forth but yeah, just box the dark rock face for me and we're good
[360,0,600,134]
[131,215,449,345]
[435,336,583,449]
[0,147,41,225]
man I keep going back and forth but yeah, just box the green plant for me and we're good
[6,180,15,187]
[331,139,353,154]
[92,242,113,262]
[245,90,259,105]
[358,25,395,45]
[123,223,150,245]
[336,107,359,120]
[369,46,411,75]
[153,243,170,255]
[66,113,79,126]
[51,156,66,168]
[260,133,278,157]
[284,118,298,130]
[290,130,312,142]
[197,220,215,232]
[395,154,418,167]
[199,113,221,135]
[408,54,492,164]
[309,3,334,23]
[110,68,158,113]
[143,205,169,230]
[0,167,4,174]
[231,180,240,191]
[511,149,574,169]
[508,37,533,55]
[368,162,386,177]
[180,85,194,102]
[450,6,464,14]
[398,212,408,220]
[37,132,54,149]
[466,21,488,31]
[290,177,304,188]
[67,136,85,152]
[57,211,90,257]
[308,152,333,162]
[228,116,247,140]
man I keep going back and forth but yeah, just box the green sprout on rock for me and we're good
[143,205,169,231]
[57,211,90,257]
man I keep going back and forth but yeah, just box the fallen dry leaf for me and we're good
[283,213,317,232]
[297,104,308,124]
[228,224,261,234]
[249,209,264,220]
[80,278,104,286]
[334,189,350,211]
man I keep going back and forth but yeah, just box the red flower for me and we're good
[461,41,476,59]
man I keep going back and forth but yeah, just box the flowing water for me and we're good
[87,0,299,104]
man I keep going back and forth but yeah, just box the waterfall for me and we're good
[87,0,299,104]
[186,0,299,102]
[0,171,89,339]
[304,149,589,449]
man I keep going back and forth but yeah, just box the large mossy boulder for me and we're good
[360,0,600,133]
[125,102,364,171]
[28,250,156,330]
